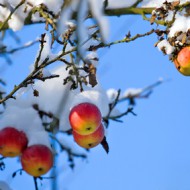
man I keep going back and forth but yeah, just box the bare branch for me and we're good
[105,7,154,16]
[89,29,155,51]
[34,34,46,69]
[33,177,39,190]
[0,46,77,104]
[0,39,39,54]
[119,78,165,102]
[103,78,165,125]
[108,107,137,122]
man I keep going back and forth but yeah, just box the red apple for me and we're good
[173,46,190,76]
[21,144,53,177]
[73,123,105,149]
[69,102,102,135]
[0,127,28,157]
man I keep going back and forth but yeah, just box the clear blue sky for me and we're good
[1,14,190,190]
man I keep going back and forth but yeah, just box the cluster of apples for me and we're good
[69,102,105,149]
[173,46,190,76]
[0,102,105,178]
[0,127,53,177]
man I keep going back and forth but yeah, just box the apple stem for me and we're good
[33,177,39,190]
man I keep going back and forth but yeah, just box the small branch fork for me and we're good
[0,35,77,105]
[0,28,156,105]
[0,1,171,190]
[32,104,60,133]
[103,78,165,125]
[33,176,54,190]
[0,0,186,105]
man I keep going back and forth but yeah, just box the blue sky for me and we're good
[1,14,190,190]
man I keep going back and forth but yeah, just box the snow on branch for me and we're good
[0,1,184,189]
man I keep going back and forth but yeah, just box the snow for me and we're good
[36,34,52,65]
[0,63,111,149]
[106,88,119,103]
[89,0,109,42]
[157,39,175,55]
[141,0,189,7]
[0,6,10,23]
[69,89,109,117]
[40,0,62,14]
[0,99,51,147]
[7,1,31,31]
[1,0,190,148]
[65,21,76,29]
[168,14,190,37]
[2,1,190,189]
[1,0,189,46]
[57,2,77,36]
[123,88,143,98]
[1,1,181,187]
[107,0,138,9]
[76,0,89,57]
[58,0,109,55]
[0,181,13,190]
[27,130,51,148]
[85,51,99,67]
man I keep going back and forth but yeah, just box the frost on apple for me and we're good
[0,0,188,189]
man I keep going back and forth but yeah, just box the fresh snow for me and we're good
[0,64,110,146]
[0,181,13,190]
[157,39,175,55]
[1,0,190,147]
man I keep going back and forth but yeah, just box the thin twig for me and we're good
[33,177,39,190]
[0,0,26,31]
[89,29,155,51]
[108,107,137,122]
[0,39,39,54]
[34,34,46,69]
[118,78,165,102]
[106,89,121,120]
[0,46,77,104]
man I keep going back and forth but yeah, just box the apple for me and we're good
[21,144,53,177]
[69,102,102,135]
[0,127,28,157]
[73,123,105,149]
[173,46,190,76]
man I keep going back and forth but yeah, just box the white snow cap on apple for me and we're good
[0,64,110,149]
[0,99,51,148]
